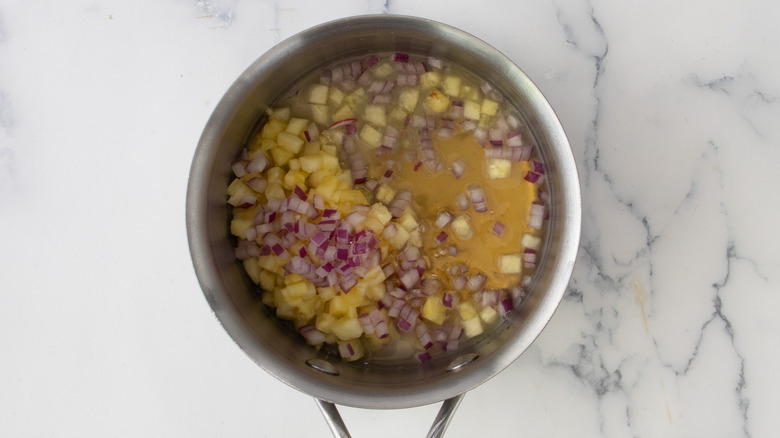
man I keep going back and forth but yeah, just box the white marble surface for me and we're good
[1,0,779,437]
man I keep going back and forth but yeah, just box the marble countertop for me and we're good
[2,1,778,437]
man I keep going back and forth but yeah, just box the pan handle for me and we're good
[315,393,465,438]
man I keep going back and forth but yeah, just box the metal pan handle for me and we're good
[315,393,465,438]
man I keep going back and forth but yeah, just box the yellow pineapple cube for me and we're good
[277,132,305,154]
[283,170,308,191]
[299,154,323,173]
[311,104,329,125]
[258,269,276,292]
[481,98,499,116]
[442,75,462,97]
[375,184,396,204]
[364,104,387,127]
[388,226,411,249]
[359,124,383,149]
[487,158,512,179]
[264,182,286,200]
[332,104,354,122]
[458,302,478,320]
[419,71,441,89]
[463,100,481,120]
[329,87,345,105]
[424,90,451,113]
[399,88,420,112]
[308,84,329,104]
[285,118,309,136]
[462,316,484,338]
[332,317,363,341]
[521,233,542,251]
[498,254,523,274]
[451,215,474,240]
[261,118,287,140]
[422,295,447,325]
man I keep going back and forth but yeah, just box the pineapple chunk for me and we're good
[311,104,330,125]
[285,118,309,136]
[388,226,411,249]
[409,230,423,247]
[442,75,462,97]
[487,158,512,179]
[226,178,250,197]
[242,258,262,284]
[364,104,387,127]
[332,317,363,341]
[372,62,394,78]
[419,71,441,89]
[229,209,254,238]
[375,184,396,204]
[481,98,499,116]
[359,124,383,149]
[317,286,337,302]
[266,167,285,186]
[451,215,474,240]
[365,281,387,301]
[458,302,478,320]
[316,313,338,334]
[258,255,283,273]
[479,306,499,324]
[277,132,304,154]
[258,269,276,292]
[463,100,481,120]
[398,88,420,112]
[462,316,484,338]
[398,209,419,231]
[521,233,542,251]
[388,107,408,125]
[283,170,308,191]
[281,281,316,301]
[422,295,447,325]
[259,138,277,152]
[298,154,323,173]
[368,203,393,226]
[264,182,286,200]
[498,254,523,274]
[308,84,329,104]
[261,118,287,140]
[424,90,451,113]
[269,107,290,121]
[270,146,294,167]
[332,104,354,122]
[329,87,345,105]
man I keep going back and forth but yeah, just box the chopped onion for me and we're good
[492,221,505,236]
[451,159,466,179]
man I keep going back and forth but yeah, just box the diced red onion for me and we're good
[456,193,469,211]
[435,210,453,229]
[435,231,448,245]
[300,325,326,345]
[492,221,505,236]
[524,171,542,183]
[329,118,357,130]
[451,159,466,179]
[231,161,247,177]
[247,177,267,193]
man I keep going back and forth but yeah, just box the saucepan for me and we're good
[186,15,580,437]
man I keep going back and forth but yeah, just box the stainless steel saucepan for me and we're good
[186,15,580,437]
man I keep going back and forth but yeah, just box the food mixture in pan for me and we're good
[226,52,548,362]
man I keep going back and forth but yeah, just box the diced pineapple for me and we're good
[368,203,393,226]
[259,269,276,292]
[481,98,499,116]
[270,146,294,167]
[313,175,341,202]
[311,104,330,125]
[498,254,522,274]
[346,88,367,108]
[487,158,512,179]
[332,104,354,122]
[283,170,308,191]
[463,100,481,120]
[258,255,283,273]
[332,317,363,341]
[462,316,484,338]
[261,118,287,140]
[360,218,385,235]
[276,300,296,320]
[359,124,383,149]
[398,209,419,231]
[302,141,320,156]
[372,62,394,78]
[321,144,338,156]
[521,233,542,251]
[479,306,498,324]
[442,75,462,97]
[424,90,451,113]
[284,118,309,136]
[229,209,254,238]
[227,184,256,207]
[281,281,316,301]
[422,295,447,325]
[375,184,396,204]
[226,178,249,197]
[264,182,286,200]
[363,265,387,285]
[364,104,387,127]
[451,215,474,240]
[266,167,285,186]
[419,71,441,89]
[308,84,329,104]
[261,290,275,307]
[260,139,276,152]
[461,84,480,101]
[287,158,301,171]
[388,226,411,250]
[269,107,290,121]
[365,282,386,301]
[329,87,345,105]
[299,154,323,173]
[318,286,337,302]
[388,107,408,125]
[409,230,423,247]
[398,88,420,112]
[316,313,338,334]
[277,131,305,154]
[458,302,478,320]
[242,258,262,284]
